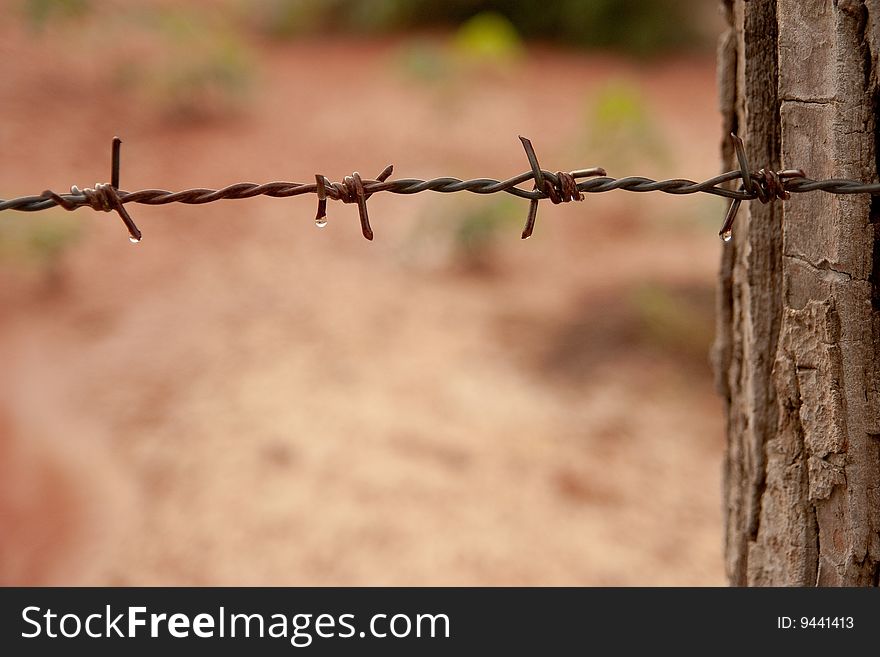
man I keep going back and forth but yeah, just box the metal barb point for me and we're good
[315,174,328,225]
[718,198,740,241]
[111,136,122,190]
[350,172,372,241]
[718,133,753,241]
[349,166,392,240]
[376,164,394,183]
[518,136,545,239]
[111,189,142,243]
[730,132,754,197]
[109,137,141,242]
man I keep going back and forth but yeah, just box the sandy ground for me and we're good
[0,20,726,585]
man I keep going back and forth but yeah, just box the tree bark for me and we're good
[715,0,880,586]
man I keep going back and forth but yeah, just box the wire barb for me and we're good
[5,134,880,243]
[717,133,811,241]
[517,136,604,239]
[314,174,328,228]
[519,136,546,239]
[313,165,393,240]
[39,136,142,243]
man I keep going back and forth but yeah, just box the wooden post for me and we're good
[715,0,880,586]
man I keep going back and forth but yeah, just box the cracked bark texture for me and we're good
[715,0,880,586]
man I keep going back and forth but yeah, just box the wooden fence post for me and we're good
[715,0,880,586]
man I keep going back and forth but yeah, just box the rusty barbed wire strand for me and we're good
[3,133,880,242]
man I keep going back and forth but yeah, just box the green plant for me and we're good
[581,80,669,170]
[394,12,522,86]
[451,11,522,65]
[394,40,452,83]
[122,7,256,121]
[450,197,519,270]
[21,0,90,31]
[628,282,714,367]
[247,0,705,56]
[0,211,83,267]
[251,0,416,38]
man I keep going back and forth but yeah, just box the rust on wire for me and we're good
[517,136,604,239]
[4,134,880,243]
[717,133,806,241]
[39,137,142,243]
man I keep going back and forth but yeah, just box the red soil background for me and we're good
[0,8,726,585]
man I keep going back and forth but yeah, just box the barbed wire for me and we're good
[2,134,879,243]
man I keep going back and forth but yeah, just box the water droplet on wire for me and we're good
[129,236,141,244]
[721,230,732,242]
[315,217,328,228]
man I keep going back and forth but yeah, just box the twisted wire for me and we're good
[3,133,880,241]
[8,170,856,214]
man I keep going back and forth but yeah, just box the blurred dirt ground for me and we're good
[0,19,725,585]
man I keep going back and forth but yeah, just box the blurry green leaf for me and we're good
[0,211,82,266]
[246,0,705,56]
[451,197,519,269]
[583,80,668,169]
[628,283,714,363]
[248,0,321,39]
[395,40,451,83]
[452,11,522,64]
[135,8,256,121]
[594,83,647,127]
[22,0,90,31]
